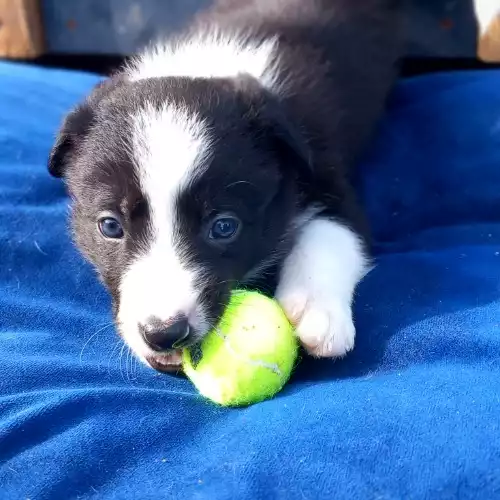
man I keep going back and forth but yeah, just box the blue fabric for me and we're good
[1,62,499,500]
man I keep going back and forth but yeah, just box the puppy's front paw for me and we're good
[278,293,355,358]
[275,217,367,359]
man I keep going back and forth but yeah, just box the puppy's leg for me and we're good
[276,217,369,358]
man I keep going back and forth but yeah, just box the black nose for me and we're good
[141,315,190,352]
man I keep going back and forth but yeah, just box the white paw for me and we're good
[278,293,356,358]
[275,217,368,358]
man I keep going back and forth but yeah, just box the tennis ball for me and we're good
[182,290,298,407]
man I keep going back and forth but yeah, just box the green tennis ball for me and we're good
[183,290,298,407]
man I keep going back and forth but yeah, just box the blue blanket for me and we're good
[0,62,499,499]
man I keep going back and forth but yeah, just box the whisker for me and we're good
[79,323,114,364]
[119,343,127,383]
[126,346,136,384]
[125,347,131,384]
[107,340,123,375]
[210,279,235,287]
[132,353,139,380]
[225,180,258,189]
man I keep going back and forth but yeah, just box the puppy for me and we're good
[48,0,403,372]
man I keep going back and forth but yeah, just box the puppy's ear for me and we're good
[236,74,313,178]
[48,76,124,178]
[48,103,94,178]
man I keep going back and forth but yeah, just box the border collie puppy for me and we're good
[48,0,403,372]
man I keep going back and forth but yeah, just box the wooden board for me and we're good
[475,0,500,62]
[479,16,500,61]
[0,0,45,58]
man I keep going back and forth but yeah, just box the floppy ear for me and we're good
[48,103,94,178]
[48,76,124,178]
[258,96,312,174]
[235,74,313,179]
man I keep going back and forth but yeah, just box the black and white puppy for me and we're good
[48,0,403,372]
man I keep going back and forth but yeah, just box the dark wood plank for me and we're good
[0,0,45,58]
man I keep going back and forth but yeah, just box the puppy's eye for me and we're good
[98,217,124,239]
[208,215,241,242]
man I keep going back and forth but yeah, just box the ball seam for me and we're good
[214,327,283,376]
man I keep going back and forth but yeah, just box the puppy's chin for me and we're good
[145,350,183,374]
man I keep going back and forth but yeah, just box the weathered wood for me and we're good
[0,0,45,58]
[474,1,500,61]
[478,15,500,62]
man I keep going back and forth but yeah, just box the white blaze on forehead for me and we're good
[117,103,211,359]
[132,102,210,205]
[125,31,279,90]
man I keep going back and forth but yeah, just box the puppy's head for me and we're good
[49,74,311,371]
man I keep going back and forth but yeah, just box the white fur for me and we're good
[117,103,212,359]
[276,218,370,357]
[126,30,279,90]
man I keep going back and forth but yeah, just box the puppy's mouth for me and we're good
[146,350,183,374]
